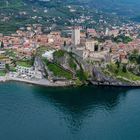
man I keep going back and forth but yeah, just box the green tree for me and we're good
[115,60,120,68]
[122,65,127,73]
[0,41,4,48]
[94,44,98,51]
[132,49,139,55]
[136,55,140,64]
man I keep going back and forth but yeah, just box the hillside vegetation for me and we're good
[0,0,124,34]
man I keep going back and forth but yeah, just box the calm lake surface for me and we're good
[0,82,140,140]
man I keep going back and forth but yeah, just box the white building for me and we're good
[72,27,80,45]
[0,61,5,70]
[42,50,55,61]
[16,65,44,79]
[16,66,35,79]
[105,28,109,36]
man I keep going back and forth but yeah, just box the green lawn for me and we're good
[47,63,72,80]
[0,70,6,76]
[17,60,33,68]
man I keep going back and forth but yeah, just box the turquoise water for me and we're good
[0,82,140,140]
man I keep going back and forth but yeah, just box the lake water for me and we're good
[0,82,140,140]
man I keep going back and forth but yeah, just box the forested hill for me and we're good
[1,0,140,17]
[0,0,123,34]
[0,0,139,34]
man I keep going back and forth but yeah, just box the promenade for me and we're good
[0,74,73,87]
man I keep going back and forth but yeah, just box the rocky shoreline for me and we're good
[90,80,140,87]
[0,75,140,88]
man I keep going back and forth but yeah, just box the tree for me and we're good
[94,44,98,51]
[0,41,4,49]
[115,60,120,68]
[100,46,104,51]
[5,64,10,71]
[109,48,112,53]
[137,55,140,64]
[64,41,66,46]
[122,65,127,73]
[132,49,139,55]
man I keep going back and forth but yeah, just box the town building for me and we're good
[85,39,98,52]
[0,61,6,70]
[16,66,35,79]
[72,27,80,45]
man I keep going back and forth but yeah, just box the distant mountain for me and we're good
[83,0,140,17]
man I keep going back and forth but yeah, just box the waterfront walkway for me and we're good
[0,75,72,87]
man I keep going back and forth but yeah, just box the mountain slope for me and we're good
[84,0,140,17]
[0,0,127,34]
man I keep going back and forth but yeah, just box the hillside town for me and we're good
[0,22,140,86]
